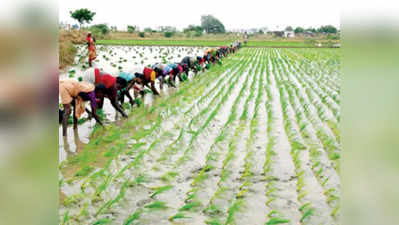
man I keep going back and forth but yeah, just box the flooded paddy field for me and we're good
[59,47,340,225]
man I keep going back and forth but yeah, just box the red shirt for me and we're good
[143,67,154,81]
[94,69,116,88]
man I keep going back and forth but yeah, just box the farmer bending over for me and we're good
[138,67,160,95]
[83,68,128,117]
[117,72,143,106]
[59,79,103,136]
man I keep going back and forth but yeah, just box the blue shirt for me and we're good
[118,72,135,82]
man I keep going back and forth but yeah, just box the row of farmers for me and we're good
[59,42,242,136]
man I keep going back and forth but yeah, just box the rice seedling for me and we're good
[123,209,142,225]
[144,201,168,210]
[179,201,202,212]
[265,217,290,225]
[168,212,191,221]
[93,218,113,225]
[150,185,173,198]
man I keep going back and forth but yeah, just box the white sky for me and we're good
[59,0,340,31]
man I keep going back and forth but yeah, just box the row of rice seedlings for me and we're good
[224,54,266,225]
[282,64,341,172]
[275,57,341,220]
[279,70,341,223]
[61,140,127,220]
[277,52,341,172]
[263,54,290,225]
[280,53,340,122]
[118,50,251,224]
[282,75,340,144]
[282,62,341,150]
[169,51,256,222]
[272,56,316,224]
[286,49,340,86]
[155,54,247,163]
[64,145,130,222]
[295,60,340,112]
[157,54,239,115]
[283,49,340,109]
[277,55,331,125]
[162,61,244,163]
[184,59,242,117]
[283,80,340,167]
[60,50,245,223]
[92,55,240,221]
[175,54,254,165]
[292,50,340,98]
[111,53,244,179]
[203,53,262,225]
[280,74,333,189]
[287,48,339,81]
[125,51,244,169]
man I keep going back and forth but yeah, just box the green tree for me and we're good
[306,27,317,33]
[318,25,338,33]
[294,27,304,34]
[127,25,136,33]
[201,15,225,33]
[70,8,96,28]
[164,31,174,38]
[144,27,153,33]
[184,24,203,34]
[90,24,109,35]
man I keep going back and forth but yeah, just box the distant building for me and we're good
[272,31,284,37]
[284,30,295,38]
[303,31,316,37]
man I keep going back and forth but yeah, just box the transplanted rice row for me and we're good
[115,51,257,224]
[60,51,248,224]
[273,52,335,224]
[201,50,263,225]
[168,51,261,223]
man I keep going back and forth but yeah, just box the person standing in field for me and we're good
[59,79,103,136]
[86,32,96,67]
[244,32,248,45]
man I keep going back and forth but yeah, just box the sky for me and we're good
[59,0,340,31]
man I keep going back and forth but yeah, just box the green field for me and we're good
[97,39,337,48]
[60,48,341,224]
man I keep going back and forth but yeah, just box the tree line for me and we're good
[68,8,338,36]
